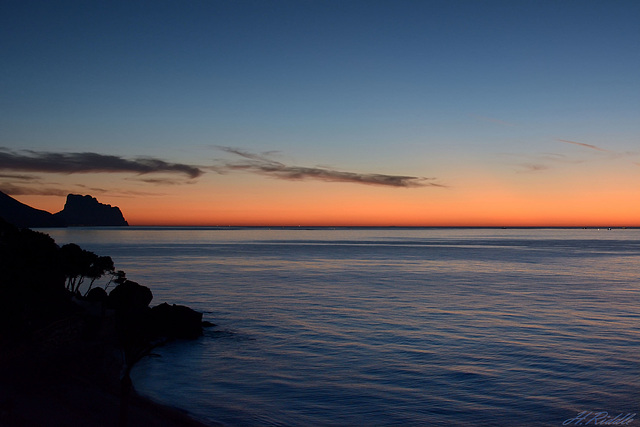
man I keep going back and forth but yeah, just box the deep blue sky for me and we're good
[2,1,639,225]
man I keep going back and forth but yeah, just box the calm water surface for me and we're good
[43,227,640,426]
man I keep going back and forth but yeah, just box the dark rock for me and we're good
[85,287,108,303]
[0,191,65,228]
[107,281,153,350]
[108,281,153,313]
[54,194,128,226]
[149,303,203,339]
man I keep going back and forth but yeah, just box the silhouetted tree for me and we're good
[59,243,89,292]
[84,255,114,296]
[106,270,127,292]
[59,244,114,294]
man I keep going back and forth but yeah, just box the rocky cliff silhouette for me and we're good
[54,194,128,226]
[0,191,128,227]
[0,191,65,228]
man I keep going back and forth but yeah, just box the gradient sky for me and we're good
[2,0,639,226]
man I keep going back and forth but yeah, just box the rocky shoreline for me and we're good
[0,218,220,426]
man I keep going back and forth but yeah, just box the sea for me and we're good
[41,227,639,427]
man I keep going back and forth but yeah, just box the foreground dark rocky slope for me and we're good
[0,218,215,426]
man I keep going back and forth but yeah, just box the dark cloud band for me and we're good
[0,146,443,190]
[216,146,443,188]
[0,148,203,179]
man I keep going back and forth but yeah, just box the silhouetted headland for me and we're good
[0,191,65,228]
[0,191,128,228]
[54,193,128,226]
[0,217,217,426]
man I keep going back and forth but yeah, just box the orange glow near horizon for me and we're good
[9,158,640,229]
[15,175,640,228]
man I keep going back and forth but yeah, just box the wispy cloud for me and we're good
[516,163,550,173]
[501,152,581,174]
[0,179,168,198]
[75,184,110,194]
[74,183,165,198]
[0,183,69,196]
[557,139,611,152]
[557,138,640,164]
[214,146,443,188]
[0,173,39,181]
[0,148,203,179]
[506,138,639,174]
[128,177,198,186]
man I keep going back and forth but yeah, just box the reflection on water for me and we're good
[42,228,640,426]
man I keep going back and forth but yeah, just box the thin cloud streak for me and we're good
[500,152,583,174]
[0,148,203,179]
[0,181,165,198]
[558,139,610,152]
[129,177,198,185]
[505,137,640,174]
[516,163,550,173]
[0,183,69,196]
[215,146,444,188]
[557,139,640,164]
[0,173,39,181]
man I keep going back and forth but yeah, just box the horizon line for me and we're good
[51,224,640,230]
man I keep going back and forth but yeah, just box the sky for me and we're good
[1,0,639,226]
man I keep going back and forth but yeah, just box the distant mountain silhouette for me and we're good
[0,191,65,228]
[54,194,128,226]
[0,191,128,228]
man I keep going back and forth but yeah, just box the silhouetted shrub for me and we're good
[59,244,114,295]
